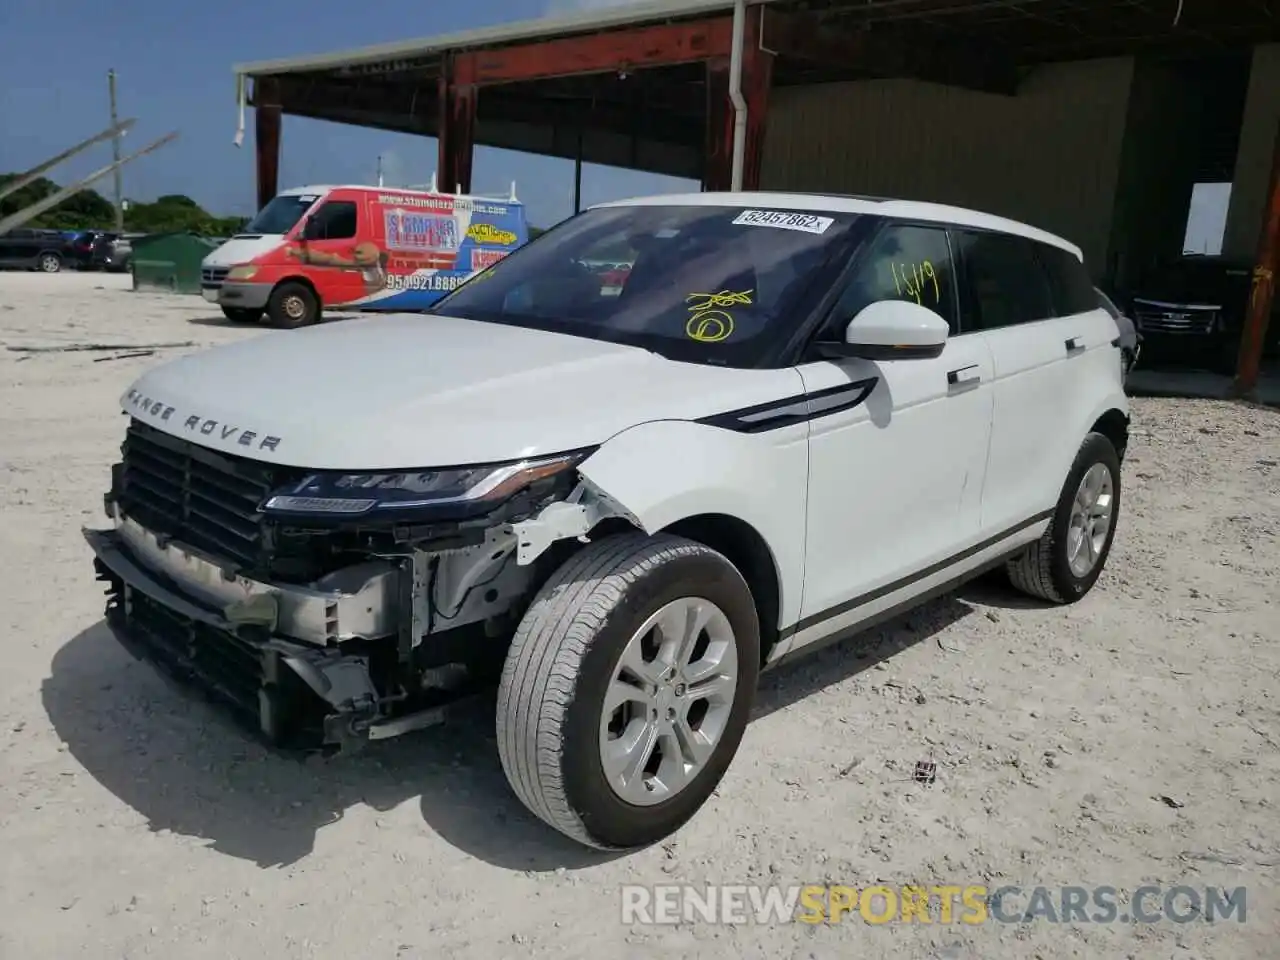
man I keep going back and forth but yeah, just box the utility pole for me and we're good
[376,155,384,187]
[107,69,124,232]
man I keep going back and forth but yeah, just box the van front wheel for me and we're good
[267,282,319,329]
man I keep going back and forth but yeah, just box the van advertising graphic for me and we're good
[359,192,526,309]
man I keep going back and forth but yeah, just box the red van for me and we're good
[202,184,529,328]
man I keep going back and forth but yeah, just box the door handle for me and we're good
[947,364,981,388]
[1065,336,1086,355]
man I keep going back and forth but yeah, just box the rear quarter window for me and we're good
[1036,241,1097,316]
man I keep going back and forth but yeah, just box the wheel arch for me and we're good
[659,512,783,665]
[575,418,808,642]
[1089,406,1130,462]
[272,274,321,303]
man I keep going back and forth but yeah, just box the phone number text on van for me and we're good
[384,273,468,292]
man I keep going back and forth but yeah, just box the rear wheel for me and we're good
[266,282,319,329]
[1006,432,1121,603]
[220,305,263,324]
[38,253,62,273]
[497,532,760,850]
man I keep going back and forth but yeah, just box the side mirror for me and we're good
[300,217,323,241]
[818,299,949,361]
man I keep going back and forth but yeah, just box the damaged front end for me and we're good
[85,418,626,754]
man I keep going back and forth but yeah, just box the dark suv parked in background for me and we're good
[0,228,72,272]
[1127,255,1279,373]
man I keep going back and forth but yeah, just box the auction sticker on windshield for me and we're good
[732,210,833,234]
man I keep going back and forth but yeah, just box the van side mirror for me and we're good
[817,299,949,361]
[301,217,323,241]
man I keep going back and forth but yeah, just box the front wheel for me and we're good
[1006,431,1121,603]
[38,253,62,273]
[266,282,320,329]
[497,532,760,850]
[220,305,263,324]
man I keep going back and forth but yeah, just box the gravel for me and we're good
[1,271,1277,959]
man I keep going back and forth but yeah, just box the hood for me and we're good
[202,235,286,269]
[121,314,802,469]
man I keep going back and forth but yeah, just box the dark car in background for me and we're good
[67,230,112,270]
[101,234,134,273]
[1126,255,1279,373]
[66,230,131,272]
[0,228,72,272]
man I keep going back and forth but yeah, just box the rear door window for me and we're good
[952,230,1055,331]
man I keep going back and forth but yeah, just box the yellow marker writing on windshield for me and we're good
[685,289,752,343]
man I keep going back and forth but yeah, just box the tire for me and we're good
[497,532,761,851]
[266,282,319,329]
[38,253,62,274]
[220,305,264,324]
[1006,432,1121,604]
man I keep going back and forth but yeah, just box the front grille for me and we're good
[1133,307,1217,335]
[115,418,301,570]
[201,266,229,286]
[96,559,328,748]
[102,561,266,721]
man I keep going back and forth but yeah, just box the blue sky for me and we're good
[0,0,695,228]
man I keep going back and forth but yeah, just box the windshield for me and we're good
[428,203,864,367]
[241,193,320,235]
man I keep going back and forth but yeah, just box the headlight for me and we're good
[226,265,259,281]
[261,450,592,518]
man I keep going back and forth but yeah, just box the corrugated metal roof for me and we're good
[231,0,779,78]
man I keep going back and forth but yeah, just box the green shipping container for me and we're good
[131,232,220,295]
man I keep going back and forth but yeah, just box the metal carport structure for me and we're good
[231,0,1280,395]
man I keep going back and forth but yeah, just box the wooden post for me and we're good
[1231,120,1280,398]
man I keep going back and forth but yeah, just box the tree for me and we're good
[0,175,115,231]
[0,173,245,235]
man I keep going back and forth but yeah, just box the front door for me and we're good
[288,197,375,307]
[791,222,995,652]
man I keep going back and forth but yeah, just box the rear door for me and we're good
[952,229,1082,535]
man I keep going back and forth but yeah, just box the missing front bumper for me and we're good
[85,527,384,753]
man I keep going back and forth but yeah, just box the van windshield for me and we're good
[428,204,864,367]
[241,194,320,235]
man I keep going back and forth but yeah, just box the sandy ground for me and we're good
[0,270,1277,959]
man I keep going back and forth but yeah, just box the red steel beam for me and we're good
[1232,119,1280,399]
[254,77,282,212]
[467,17,734,86]
[438,53,477,194]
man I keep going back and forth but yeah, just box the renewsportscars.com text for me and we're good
[620,884,1247,926]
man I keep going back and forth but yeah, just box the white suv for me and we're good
[85,192,1129,851]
